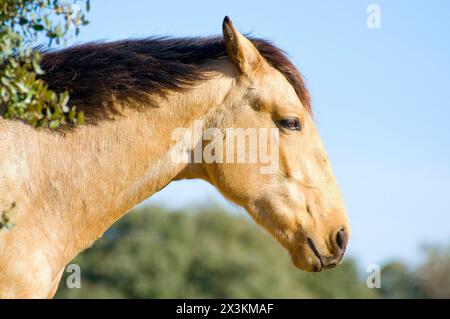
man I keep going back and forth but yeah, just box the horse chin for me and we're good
[290,251,323,272]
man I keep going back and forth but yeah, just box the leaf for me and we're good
[49,120,60,129]
[60,93,70,110]
[32,24,44,31]
[77,111,85,124]
[19,18,28,25]
[32,59,44,75]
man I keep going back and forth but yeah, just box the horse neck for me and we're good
[25,65,235,261]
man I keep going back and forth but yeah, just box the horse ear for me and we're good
[222,16,262,75]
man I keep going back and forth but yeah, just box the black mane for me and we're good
[41,36,311,118]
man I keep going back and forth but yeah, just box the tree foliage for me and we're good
[55,205,450,298]
[56,205,377,298]
[0,202,15,230]
[416,245,450,298]
[0,0,89,128]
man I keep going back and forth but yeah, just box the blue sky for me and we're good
[65,0,450,268]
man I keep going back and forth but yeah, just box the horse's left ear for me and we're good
[222,16,262,75]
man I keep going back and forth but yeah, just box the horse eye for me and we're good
[280,118,301,131]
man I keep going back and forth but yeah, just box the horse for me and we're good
[0,17,349,298]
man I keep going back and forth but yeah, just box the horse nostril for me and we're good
[335,229,348,252]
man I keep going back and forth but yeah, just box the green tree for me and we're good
[56,205,378,298]
[379,262,424,298]
[416,244,450,298]
[377,245,450,299]
[0,0,89,128]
